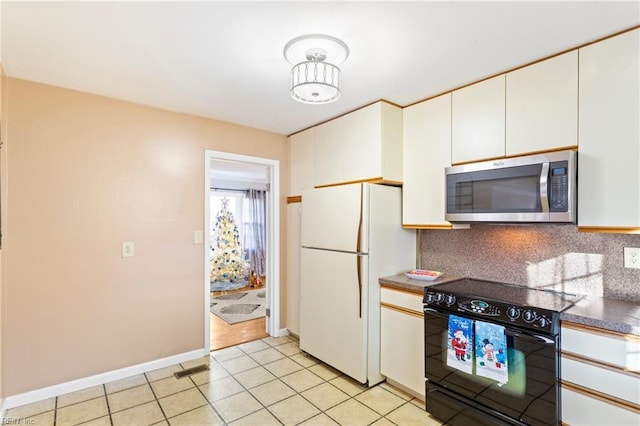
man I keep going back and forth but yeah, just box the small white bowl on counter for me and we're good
[405,269,443,281]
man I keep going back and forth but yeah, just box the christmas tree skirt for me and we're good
[210,280,247,292]
[210,288,266,325]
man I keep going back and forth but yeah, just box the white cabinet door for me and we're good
[578,29,640,229]
[379,102,404,183]
[561,322,640,425]
[343,103,382,183]
[402,93,451,227]
[285,203,301,335]
[562,387,640,426]
[452,75,506,164]
[313,102,402,187]
[506,51,578,156]
[314,117,344,187]
[289,128,315,196]
[380,288,425,399]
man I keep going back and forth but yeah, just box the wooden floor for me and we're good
[209,280,269,351]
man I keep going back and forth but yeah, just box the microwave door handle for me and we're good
[540,163,550,213]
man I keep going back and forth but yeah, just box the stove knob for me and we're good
[507,306,521,320]
[436,293,445,303]
[425,293,435,304]
[523,309,537,323]
[445,294,456,306]
[538,316,551,328]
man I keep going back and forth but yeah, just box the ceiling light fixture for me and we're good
[283,34,349,104]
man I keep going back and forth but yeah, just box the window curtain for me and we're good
[243,189,266,276]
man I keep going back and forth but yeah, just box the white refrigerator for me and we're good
[300,183,416,386]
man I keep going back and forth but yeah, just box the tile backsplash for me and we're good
[418,224,640,303]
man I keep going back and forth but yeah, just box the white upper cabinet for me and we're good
[288,127,315,196]
[343,103,382,183]
[402,93,452,228]
[506,51,578,156]
[313,101,403,187]
[313,117,344,187]
[578,28,640,230]
[452,75,506,164]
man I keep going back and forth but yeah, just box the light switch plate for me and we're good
[193,230,203,244]
[623,247,640,269]
[122,241,134,258]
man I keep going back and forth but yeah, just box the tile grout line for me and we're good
[53,396,58,426]
[143,370,171,425]
[102,384,114,426]
[188,356,229,425]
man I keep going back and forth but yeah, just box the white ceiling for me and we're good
[2,2,638,136]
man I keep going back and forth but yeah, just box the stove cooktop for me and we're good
[429,278,582,312]
[423,278,584,334]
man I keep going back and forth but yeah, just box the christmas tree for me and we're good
[210,198,249,283]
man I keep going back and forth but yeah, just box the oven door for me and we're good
[424,308,560,425]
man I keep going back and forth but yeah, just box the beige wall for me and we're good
[2,78,288,396]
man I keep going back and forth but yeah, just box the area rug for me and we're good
[210,288,266,325]
[210,279,248,292]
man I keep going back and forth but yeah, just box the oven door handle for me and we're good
[423,307,448,318]
[505,329,556,345]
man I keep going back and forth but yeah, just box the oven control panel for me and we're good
[458,300,500,316]
[424,289,559,333]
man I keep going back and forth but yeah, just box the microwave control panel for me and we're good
[549,160,569,212]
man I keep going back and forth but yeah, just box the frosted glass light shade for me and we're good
[290,61,341,104]
[284,34,348,104]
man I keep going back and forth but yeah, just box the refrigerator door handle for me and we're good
[356,185,363,254]
[357,255,362,318]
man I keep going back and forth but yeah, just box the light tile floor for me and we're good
[5,336,443,425]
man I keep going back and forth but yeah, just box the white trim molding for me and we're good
[205,150,281,338]
[2,349,206,411]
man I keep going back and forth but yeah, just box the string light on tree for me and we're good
[210,198,249,283]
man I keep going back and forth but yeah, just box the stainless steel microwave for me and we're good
[445,150,577,223]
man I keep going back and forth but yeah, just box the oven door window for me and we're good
[425,313,558,425]
[446,164,542,214]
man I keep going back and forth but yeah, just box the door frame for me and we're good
[204,150,281,352]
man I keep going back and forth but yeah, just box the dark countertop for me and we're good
[561,297,640,336]
[379,274,640,336]
[379,273,464,294]
[378,274,463,295]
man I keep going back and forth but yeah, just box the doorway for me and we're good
[204,151,280,352]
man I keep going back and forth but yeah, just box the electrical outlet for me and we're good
[122,241,135,258]
[623,247,640,269]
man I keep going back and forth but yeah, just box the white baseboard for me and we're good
[275,328,289,338]
[3,348,207,411]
